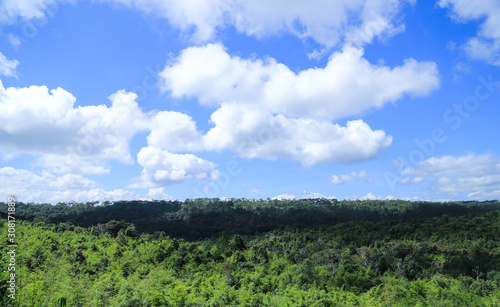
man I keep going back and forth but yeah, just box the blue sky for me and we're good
[0,0,499,203]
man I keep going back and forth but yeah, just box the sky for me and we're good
[0,0,499,204]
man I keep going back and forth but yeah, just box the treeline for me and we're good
[1,209,499,305]
[1,199,499,240]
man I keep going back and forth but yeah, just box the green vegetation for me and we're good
[1,199,499,306]
[3,198,500,240]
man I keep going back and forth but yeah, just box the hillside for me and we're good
[1,199,500,305]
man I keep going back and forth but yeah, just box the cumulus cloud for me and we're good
[156,43,440,165]
[361,192,380,200]
[400,152,500,199]
[0,166,44,186]
[47,173,99,189]
[0,1,443,203]
[1,1,413,54]
[346,193,395,200]
[0,53,19,77]
[147,111,203,151]
[154,42,443,165]
[0,0,64,24]
[0,83,150,174]
[202,104,392,165]
[0,82,215,189]
[100,0,413,50]
[329,170,369,185]
[98,0,229,42]
[130,146,219,188]
[160,43,439,120]
[272,193,296,201]
[439,0,500,66]
[301,191,337,200]
[0,166,141,203]
[51,188,139,203]
[146,187,175,200]
[226,0,413,49]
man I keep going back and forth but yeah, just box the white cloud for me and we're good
[227,0,413,49]
[398,176,425,185]
[0,52,19,77]
[0,166,140,203]
[400,152,500,199]
[98,0,229,42]
[156,43,440,165]
[0,83,150,174]
[329,170,369,184]
[146,187,174,200]
[301,190,337,200]
[361,192,379,200]
[147,111,202,151]
[400,196,425,201]
[0,0,64,24]
[203,104,392,165]
[41,188,139,203]
[346,193,395,200]
[344,0,411,46]
[160,43,439,121]
[100,0,413,50]
[155,42,444,165]
[36,154,112,175]
[439,0,500,66]
[0,166,44,186]
[130,146,219,188]
[0,82,76,136]
[467,190,500,200]
[272,193,296,201]
[0,82,224,189]
[47,173,99,189]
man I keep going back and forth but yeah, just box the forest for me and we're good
[1,199,499,306]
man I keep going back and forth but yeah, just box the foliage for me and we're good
[1,199,499,240]
[0,200,499,305]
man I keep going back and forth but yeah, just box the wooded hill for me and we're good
[1,199,499,240]
[0,199,499,306]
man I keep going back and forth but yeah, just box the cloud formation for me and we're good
[400,152,500,199]
[0,53,19,77]
[160,43,439,120]
[0,84,150,174]
[0,166,141,203]
[155,43,440,165]
[272,193,296,201]
[439,0,500,66]
[0,0,61,24]
[301,191,337,200]
[99,0,414,51]
[202,104,392,165]
[131,146,219,188]
[329,170,369,185]
[346,193,395,200]
[147,111,202,152]
[2,0,413,52]
[0,81,221,189]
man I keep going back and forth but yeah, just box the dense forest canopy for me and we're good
[1,199,499,306]
[1,199,499,240]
